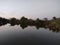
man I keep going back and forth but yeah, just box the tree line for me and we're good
[0,16,60,32]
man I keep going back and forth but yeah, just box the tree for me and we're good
[53,17,56,20]
[20,16,28,25]
[9,17,17,25]
[35,18,41,26]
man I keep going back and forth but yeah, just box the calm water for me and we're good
[0,24,60,45]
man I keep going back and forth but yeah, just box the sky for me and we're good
[0,0,60,19]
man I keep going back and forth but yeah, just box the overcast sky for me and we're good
[0,0,60,19]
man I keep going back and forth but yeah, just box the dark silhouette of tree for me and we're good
[9,17,17,25]
[35,18,41,26]
[0,17,9,26]
[53,16,56,20]
[20,16,28,25]
[0,16,60,32]
[28,19,35,25]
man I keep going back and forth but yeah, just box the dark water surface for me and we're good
[0,24,60,45]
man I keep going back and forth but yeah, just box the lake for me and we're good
[0,24,60,45]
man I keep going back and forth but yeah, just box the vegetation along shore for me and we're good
[0,16,60,32]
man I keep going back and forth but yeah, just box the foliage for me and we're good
[0,16,60,32]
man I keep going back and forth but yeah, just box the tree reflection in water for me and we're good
[0,16,60,32]
[0,22,60,33]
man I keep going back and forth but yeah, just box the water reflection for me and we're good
[0,22,60,33]
[0,17,60,45]
[0,16,60,33]
[0,24,60,45]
